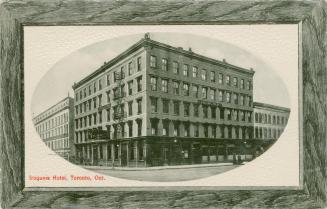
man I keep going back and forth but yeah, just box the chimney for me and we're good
[250,67,254,71]
[177,47,183,50]
[188,47,192,52]
[223,58,226,63]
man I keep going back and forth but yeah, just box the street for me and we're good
[87,164,240,182]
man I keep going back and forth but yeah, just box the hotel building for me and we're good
[33,97,75,161]
[253,102,290,140]
[72,34,258,167]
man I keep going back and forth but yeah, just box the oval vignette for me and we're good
[31,32,291,182]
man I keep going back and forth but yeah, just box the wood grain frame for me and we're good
[0,1,326,208]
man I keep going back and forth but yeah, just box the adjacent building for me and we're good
[33,97,75,161]
[253,102,290,140]
[72,34,260,167]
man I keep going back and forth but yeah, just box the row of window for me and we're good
[150,97,252,122]
[45,138,70,150]
[35,113,69,133]
[150,55,252,89]
[38,124,69,140]
[75,57,143,102]
[254,112,288,126]
[34,101,69,123]
[75,119,143,142]
[75,98,143,129]
[254,127,284,139]
[150,120,253,139]
[75,76,143,115]
[77,141,145,161]
[150,76,252,105]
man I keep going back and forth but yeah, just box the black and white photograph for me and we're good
[25,25,299,187]
[1,1,326,209]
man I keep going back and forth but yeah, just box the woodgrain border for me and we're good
[0,1,326,208]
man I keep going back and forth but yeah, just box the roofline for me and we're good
[253,102,290,112]
[146,39,255,76]
[72,38,146,90]
[73,37,255,90]
[33,96,74,120]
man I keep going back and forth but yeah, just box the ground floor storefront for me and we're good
[74,137,275,167]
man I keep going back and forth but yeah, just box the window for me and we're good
[107,109,110,121]
[128,81,133,95]
[204,125,208,137]
[97,80,101,91]
[150,77,157,91]
[93,82,97,92]
[93,97,97,108]
[128,61,133,75]
[184,123,190,137]
[202,87,207,99]
[79,91,82,100]
[84,88,86,98]
[150,97,158,113]
[163,121,169,136]
[192,85,198,98]
[161,79,168,93]
[162,99,169,114]
[183,64,189,77]
[240,111,245,121]
[226,109,231,120]
[192,66,198,77]
[173,122,179,136]
[210,88,215,100]
[183,83,190,96]
[193,104,199,117]
[201,69,207,80]
[173,101,180,115]
[99,111,102,123]
[150,55,156,68]
[173,61,179,74]
[184,102,190,116]
[128,122,133,137]
[162,58,168,71]
[233,77,238,87]
[226,92,231,103]
[240,79,244,89]
[233,110,238,121]
[220,108,224,119]
[226,75,230,85]
[137,76,142,92]
[210,71,215,82]
[151,120,158,135]
[98,95,102,107]
[233,93,238,104]
[93,113,97,124]
[211,106,216,118]
[247,81,252,90]
[137,119,142,136]
[240,95,244,105]
[88,100,91,111]
[137,98,142,114]
[218,73,223,84]
[173,81,179,95]
[137,57,142,71]
[194,124,199,137]
[203,105,208,118]
[218,90,223,102]
[128,101,133,116]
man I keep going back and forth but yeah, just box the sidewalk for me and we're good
[83,162,234,171]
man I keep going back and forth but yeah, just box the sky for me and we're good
[30,31,292,115]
